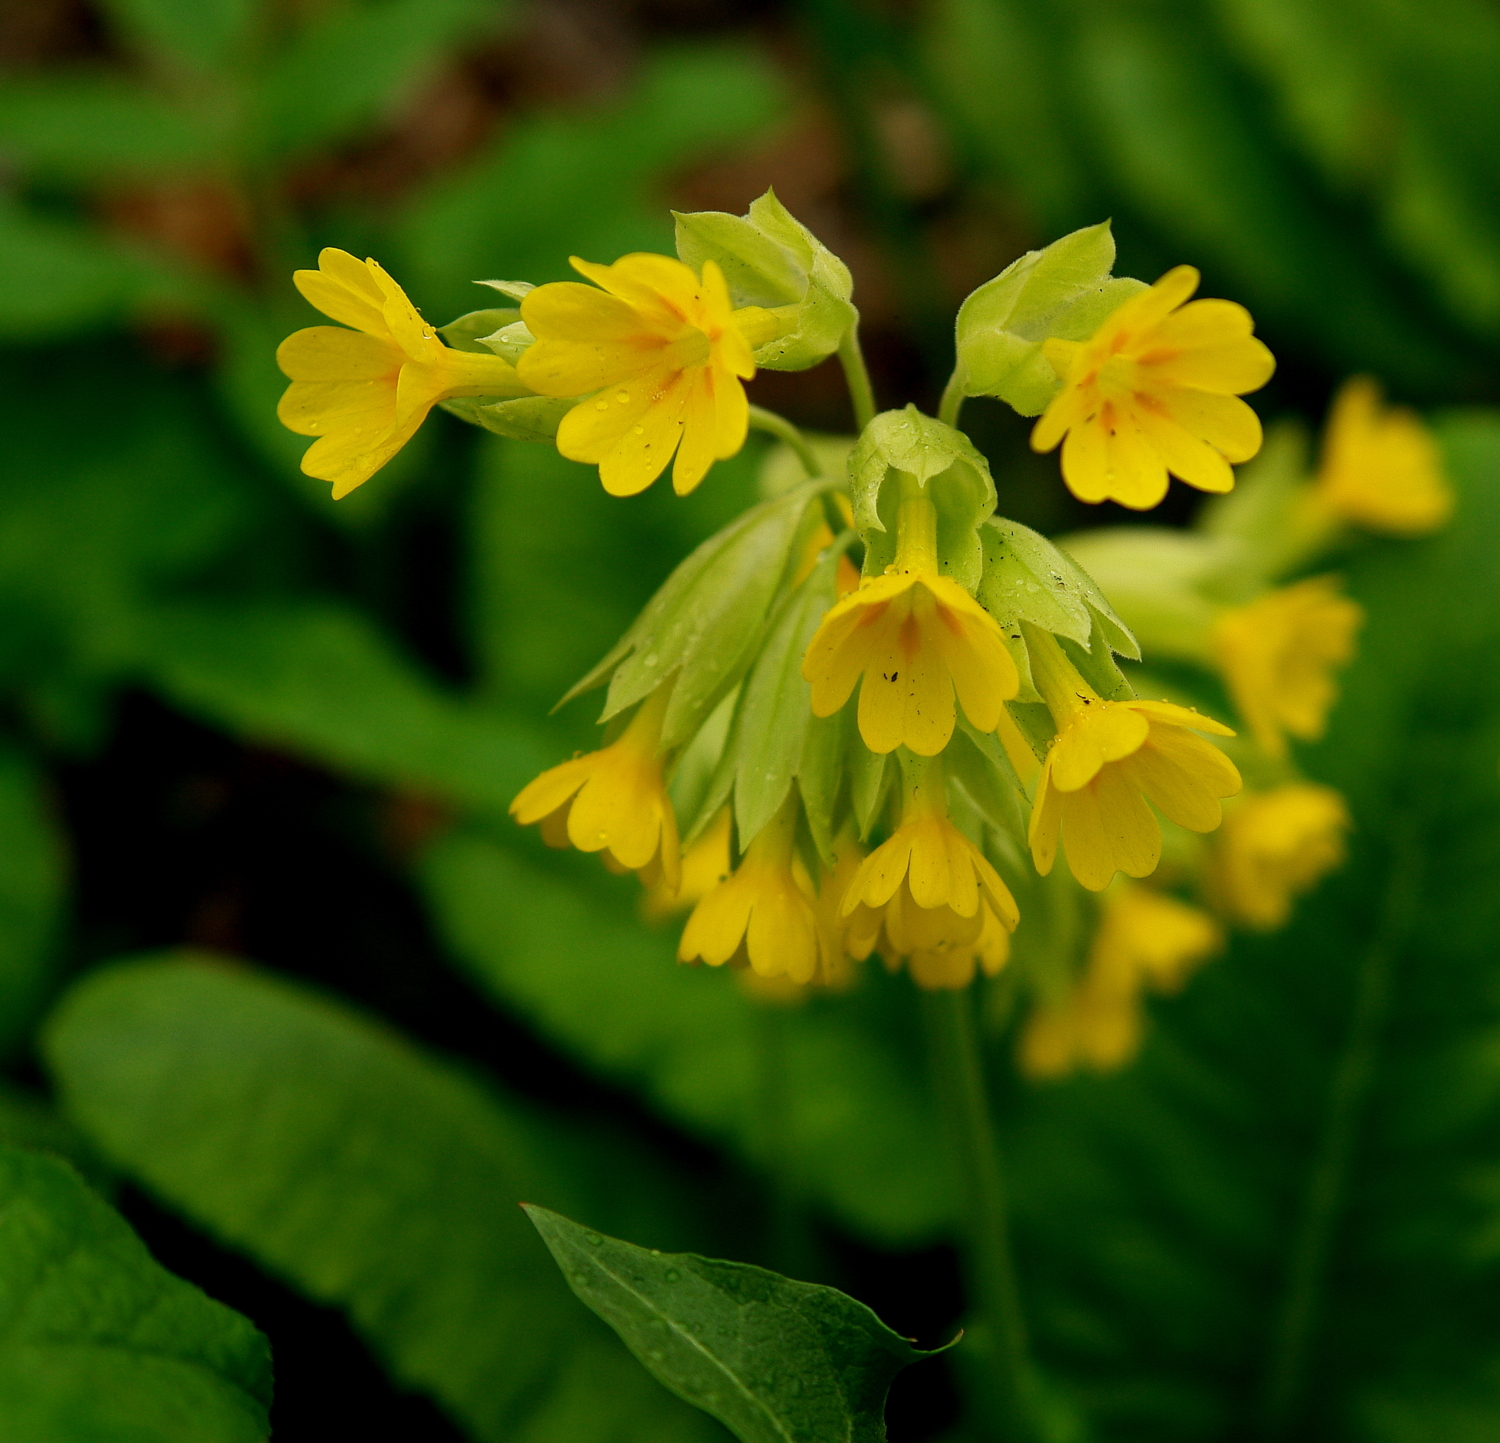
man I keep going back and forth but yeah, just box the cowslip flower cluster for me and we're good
[274,205,1439,1057]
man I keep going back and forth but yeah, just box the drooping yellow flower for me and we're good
[1025,624,1239,892]
[840,759,1018,989]
[1312,376,1452,535]
[510,684,680,891]
[641,807,731,921]
[518,253,777,497]
[678,794,824,984]
[1209,784,1350,929]
[1212,577,1362,758]
[277,248,527,498]
[1021,884,1222,1078]
[1031,266,1275,509]
[802,484,1018,756]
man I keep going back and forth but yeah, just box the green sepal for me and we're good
[954,221,1146,416]
[1059,613,1136,702]
[441,394,574,444]
[438,306,520,353]
[562,482,834,750]
[698,541,845,852]
[797,704,850,866]
[1005,700,1058,760]
[947,718,1028,841]
[475,319,535,366]
[849,741,897,840]
[977,516,1139,698]
[475,279,536,302]
[851,407,996,591]
[524,1204,950,1443]
[674,188,857,372]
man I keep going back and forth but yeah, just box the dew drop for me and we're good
[633,424,645,435]
[643,653,658,667]
[586,1231,604,1245]
[596,399,610,411]
[664,1268,681,1283]
[616,391,631,403]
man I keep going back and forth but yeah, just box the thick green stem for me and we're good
[748,405,822,479]
[838,326,878,432]
[1259,833,1422,1437]
[938,370,967,429]
[923,987,1043,1441]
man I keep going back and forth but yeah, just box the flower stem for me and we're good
[748,405,822,479]
[938,370,967,429]
[1258,830,1422,1437]
[838,326,878,432]
[923,986,1043,1441]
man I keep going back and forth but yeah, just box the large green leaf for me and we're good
[0,745,66,1055]
[42,954,726,1443]
[1007,414,1500,1438]
[419,828,953,1244]
[0,1142,271,1443]
[526,1205,946,1443]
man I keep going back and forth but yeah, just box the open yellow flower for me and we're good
[277,248,526,498]
[1212,577,1362,758]
[1021,884,1222,1078]
[518,252,776,497]
[841,759,1018,988]
[678,794,823,984]
[1031,266,1275,509]
[1209,783,1349,929]
[1312,376,1452,535]
[802,485,1018,756]
[510,685,680,891]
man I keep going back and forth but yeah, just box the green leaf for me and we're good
[563,483,828,750]
[139,599,554,816]
[443,393,573,443]
[954,222,1146,415]
[674,189,858,371]
[0,745,66,1056]
[525,1204,947,1443]
[437,305,521,352]
[98,0,255,74]
[42,954,724,1443]
[0,1142,270,1442]
[419,831,954,1243]
[250,0,496,157]
[850,407,996,591]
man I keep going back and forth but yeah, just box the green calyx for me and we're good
[674,188,857,372]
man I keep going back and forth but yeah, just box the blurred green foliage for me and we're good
[0,0,1497,1440]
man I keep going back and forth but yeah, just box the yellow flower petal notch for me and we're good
[1212,577,1362,758]
[1209,783,1350,929]
[1031,266,1275,510]
[1025,628,1241,892]
[641,808,731,922]
[1020,884,1223,1078]
[518,252,770,497]
[841,756,1018,990]
[1312,376,1452,535]
[510,684,680,892]
[277,248,527,498]
[678,794,823,985]
[802,480,1019,756]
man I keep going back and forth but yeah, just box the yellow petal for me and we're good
[1132,402,1236,494]
[1059,767,1160,890]
[1152,388,1263,462]
[1027,768,1061,876]
[1050,706,1150,792]
[277,378,394,438]
[276,326,399,382]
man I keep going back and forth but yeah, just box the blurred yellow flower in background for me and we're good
[1212,577,1362,758]
[519,253,773,496]
[1210,783,1350,929]
[1029,699,1241,891]
[1313,376,1452,535]
[1021,884,1223,1078]
[510,685,680,891]
[1031,265,1275,509]
[278,248,526,497]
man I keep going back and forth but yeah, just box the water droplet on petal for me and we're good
[616,391,630,403]
[633,424,644,435]
[595,399,609,411]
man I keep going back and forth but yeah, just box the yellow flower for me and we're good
[510,685,680,891]
[277,248,526,498]
[678,795,823,985]
[1020,884,1222,1078]
[1212,577,1362,758]
[641,808,731,921]
[1209,784,1350,929]
[840,760,1019,989]
[1312,376,1452,535]
[802,486,1018,756]
[1031,266,1275,510]
[518,252,776,497]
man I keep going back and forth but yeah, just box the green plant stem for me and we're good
[747,405,822,479]
[923,987,1041,1441]
[838,327,878,432]
[938,371,966,429]
[1259,833,1423,1437]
